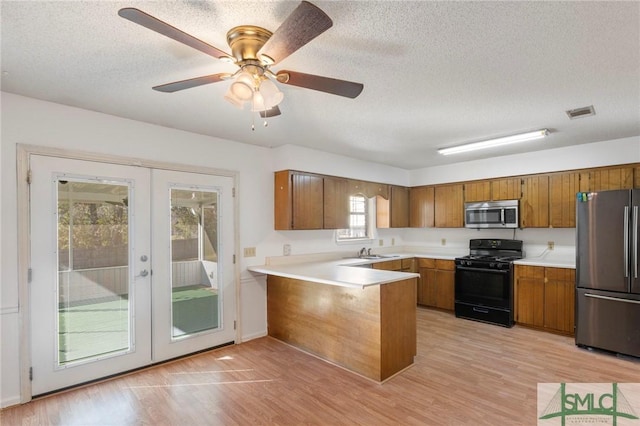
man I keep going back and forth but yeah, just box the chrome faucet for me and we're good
[359,247,367,257]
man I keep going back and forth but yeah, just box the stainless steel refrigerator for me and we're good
[576,189,640,357]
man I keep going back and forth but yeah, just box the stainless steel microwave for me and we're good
[464,200,519,229]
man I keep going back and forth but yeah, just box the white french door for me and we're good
[29,155,236,396]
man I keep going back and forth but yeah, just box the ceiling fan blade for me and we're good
[257,1,332,65]
[259,106,282,118]
[152,73,230,93]
[276,70,363,98]
[118,8,232,60]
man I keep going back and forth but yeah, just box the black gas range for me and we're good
[454,239,523,327]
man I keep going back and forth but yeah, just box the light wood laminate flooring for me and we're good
[3,307,639,425]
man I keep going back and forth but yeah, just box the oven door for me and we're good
[455,265,512,309]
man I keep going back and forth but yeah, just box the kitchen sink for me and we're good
[344,254,400,259]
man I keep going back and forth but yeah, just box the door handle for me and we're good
[137,269,149,278]
[585,293,640,305]
[633,206,638,279]
[624,206,629,278]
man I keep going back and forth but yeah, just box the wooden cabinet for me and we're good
[377,185,410,228]
[275,170,324,230]
[549,171,589,228]
[373,258,415,272]
[588,166,634,191]
[417,258,455,310]
[323,176,350,229]
[491,178,521,201]
[514,265,575,335]
[409,186,435,228]
[520,175,549,228]
[434,184,464,228]
[635,165,640,188]
[463,181,491,202]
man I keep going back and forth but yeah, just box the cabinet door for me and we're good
[588,166,634,191]
[409,186,434,228]
[435,268,455,311]
[418,267,436,306]
[543,268,575,334]
[390,185,410,228]
[434,184,464,228]
[292,172,324,229]
[549,172,580,228]
[323,176,350,229]
[520,175,549,228]
[514,265,545,327]
[463,181,491,202]
[491,178,521,201]
[635,165,640,189]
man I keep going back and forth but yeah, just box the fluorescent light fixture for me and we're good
[438,129,549,156]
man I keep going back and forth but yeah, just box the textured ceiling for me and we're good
[2,1,639,169]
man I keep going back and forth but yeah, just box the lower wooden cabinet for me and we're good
[372,258,415,272]
[417,258,455,310]
[514,265,575,335]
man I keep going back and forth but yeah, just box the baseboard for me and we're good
[241,330,267,342]
[1,396,22,410]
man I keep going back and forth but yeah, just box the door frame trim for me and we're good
[17,144,241,403]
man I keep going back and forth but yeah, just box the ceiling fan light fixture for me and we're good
[438,129,549,155]
[259,78,284,108]
[224,88,245,109]
[230,71,255,101]
[251,91,266,112]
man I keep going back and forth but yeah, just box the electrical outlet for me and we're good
[391,238,395,246]
[547,241,555,250]
[243,247,256,257]
[441,238,447,246]
[283,244,291,256]
[379,239,384,246]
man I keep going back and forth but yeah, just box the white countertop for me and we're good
[248,256,419,289]
[247,247,576,288]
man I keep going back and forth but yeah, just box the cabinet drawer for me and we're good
[418,258,436,268]
[435,259,454,270]
[372,259,402,270]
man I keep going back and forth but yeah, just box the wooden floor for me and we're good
[3,307,640,425]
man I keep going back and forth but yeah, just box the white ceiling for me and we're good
[2,1,639,169]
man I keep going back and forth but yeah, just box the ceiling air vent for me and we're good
[566,105,596,120]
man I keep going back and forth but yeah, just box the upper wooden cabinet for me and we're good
[350,180,390,199]
[491,178,521,201]
[275,170,324,230]
[463,181,491,202]
[323,176,350,230]
[635,165,640,188]
[548,171,589,228]
[520,175,549,228]
[435,184,464,228]
[409,186,435,228]
[464,178,520,202]
[377,185,410,228]
[587,166,634,191]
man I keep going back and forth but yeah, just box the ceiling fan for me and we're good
[118,1,364,118]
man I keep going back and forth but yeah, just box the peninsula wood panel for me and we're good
[266,275,417,382]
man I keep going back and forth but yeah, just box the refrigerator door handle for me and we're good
[585,292,640,305]
[624,206,629,278]
[634,205,638,279]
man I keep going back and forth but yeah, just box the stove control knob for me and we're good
[490,262,495,268]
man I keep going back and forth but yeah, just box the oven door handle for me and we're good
[455,266,510,274]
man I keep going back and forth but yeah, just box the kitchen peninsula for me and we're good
[248,257,419,382]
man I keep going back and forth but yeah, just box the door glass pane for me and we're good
[57,179,131,365]
[170,188,220,338]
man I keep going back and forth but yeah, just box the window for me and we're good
[336,195,370,240]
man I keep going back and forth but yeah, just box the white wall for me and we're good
[1,92,638,407]
[0,92,407,407]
